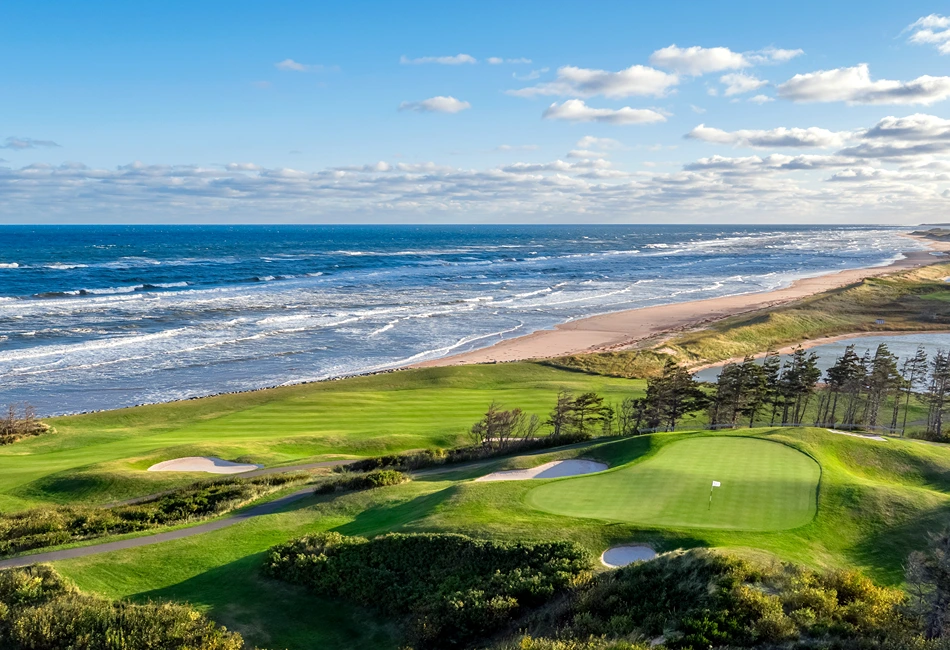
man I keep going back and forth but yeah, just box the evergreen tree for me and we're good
[901,345,930,437]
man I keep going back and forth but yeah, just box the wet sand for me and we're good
[415,235,950,368]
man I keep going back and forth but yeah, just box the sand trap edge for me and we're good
[147,456,263,474]
[475,459,608,482]
[600,545,658,568]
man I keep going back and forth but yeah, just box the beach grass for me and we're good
[548,261,950,378]
[0,364,645,511]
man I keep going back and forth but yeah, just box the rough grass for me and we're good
[526,437,820,531]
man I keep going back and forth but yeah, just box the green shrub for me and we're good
[341,433,594,475]
[312,469,408,494]
[0,472,308,557]
[545,549,906,650]
[264,531,592,649]
[0,565,245,649]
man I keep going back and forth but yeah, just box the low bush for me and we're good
[532,549,906,650]
[341,432,593,474]
[312,469,408,494]
[0,564,245,649]
[263,531,592,649]
[0,472,306,557]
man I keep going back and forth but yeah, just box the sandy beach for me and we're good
[416,235,950,368]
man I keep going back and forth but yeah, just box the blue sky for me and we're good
[2,0,950,223]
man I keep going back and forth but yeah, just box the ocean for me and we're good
[0,225,919,415]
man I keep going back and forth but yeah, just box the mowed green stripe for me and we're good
[526,437,820,531]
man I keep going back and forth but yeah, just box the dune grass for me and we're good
[526,437,820,531]
[547,262,950,378]
[46,427,950,649]
[1,364,645,511]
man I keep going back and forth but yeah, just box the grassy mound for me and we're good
[527,437,820,531]
[0,364,644,511]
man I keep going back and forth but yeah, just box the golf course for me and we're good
[0,356,946,648]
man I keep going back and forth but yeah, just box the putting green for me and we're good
[526,437,820,531]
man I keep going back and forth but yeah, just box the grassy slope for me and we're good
[3,364,645,511]
[527,437,820,530]
[54,428,950,650]
[547,262,950,378]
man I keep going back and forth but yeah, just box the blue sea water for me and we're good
[0,225,920,415]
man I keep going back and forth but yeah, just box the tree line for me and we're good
[471,342,950,441]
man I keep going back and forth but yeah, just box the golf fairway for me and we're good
[526,437,820,531]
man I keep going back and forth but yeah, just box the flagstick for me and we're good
[709,484,713,510]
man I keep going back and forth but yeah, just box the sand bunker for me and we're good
[601,545,657,568]
[147,456,262,474]
[827,429,887,442]
[475,459,607,482]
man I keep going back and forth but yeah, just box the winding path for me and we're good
[0,440,603,569]
[0,487,316,570]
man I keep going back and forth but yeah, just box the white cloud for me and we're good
[905,14,950,55]
[690,104,707,113]
[576,136,623,150]
[513,68,549,81]
[567,136,624,158]
[1,137,60,150]
[542,100,667,125]
[749,94,774,104]
[720,72,768,96]
[862,113,950,141]
[777,64,950,105]
[275,59,333,72]
[400,54,477,65]
[510,65,678,98]
[687,124,852,148]
[489,57,531,64]
[649,45,748,75]
[398,96,471,113]
[747,47,804,64]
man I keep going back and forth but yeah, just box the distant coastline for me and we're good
[415,233,949,369]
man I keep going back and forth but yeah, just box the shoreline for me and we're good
[413,234,950,369]
[46,233,949,419]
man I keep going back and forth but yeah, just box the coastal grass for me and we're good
[49,428,950,649]
[547,261,950,378]
[526,437,820,531]
[2,364,645,511]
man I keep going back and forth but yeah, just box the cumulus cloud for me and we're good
[749,94,774,104]
[720,72,768,96]
[649,45,803,76]
[400,54,476,65]
[777,64,950,105]
[649,45,749,75]
[275,59,333,72]
[905,14,950,55]
[509,65,678,98]
[5,116,950,223]
[686,124,852,148]
[398,96,471,113]
[1,137,60,150]
[542,100,667,125]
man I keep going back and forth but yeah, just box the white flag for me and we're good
[711,481,721,487]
